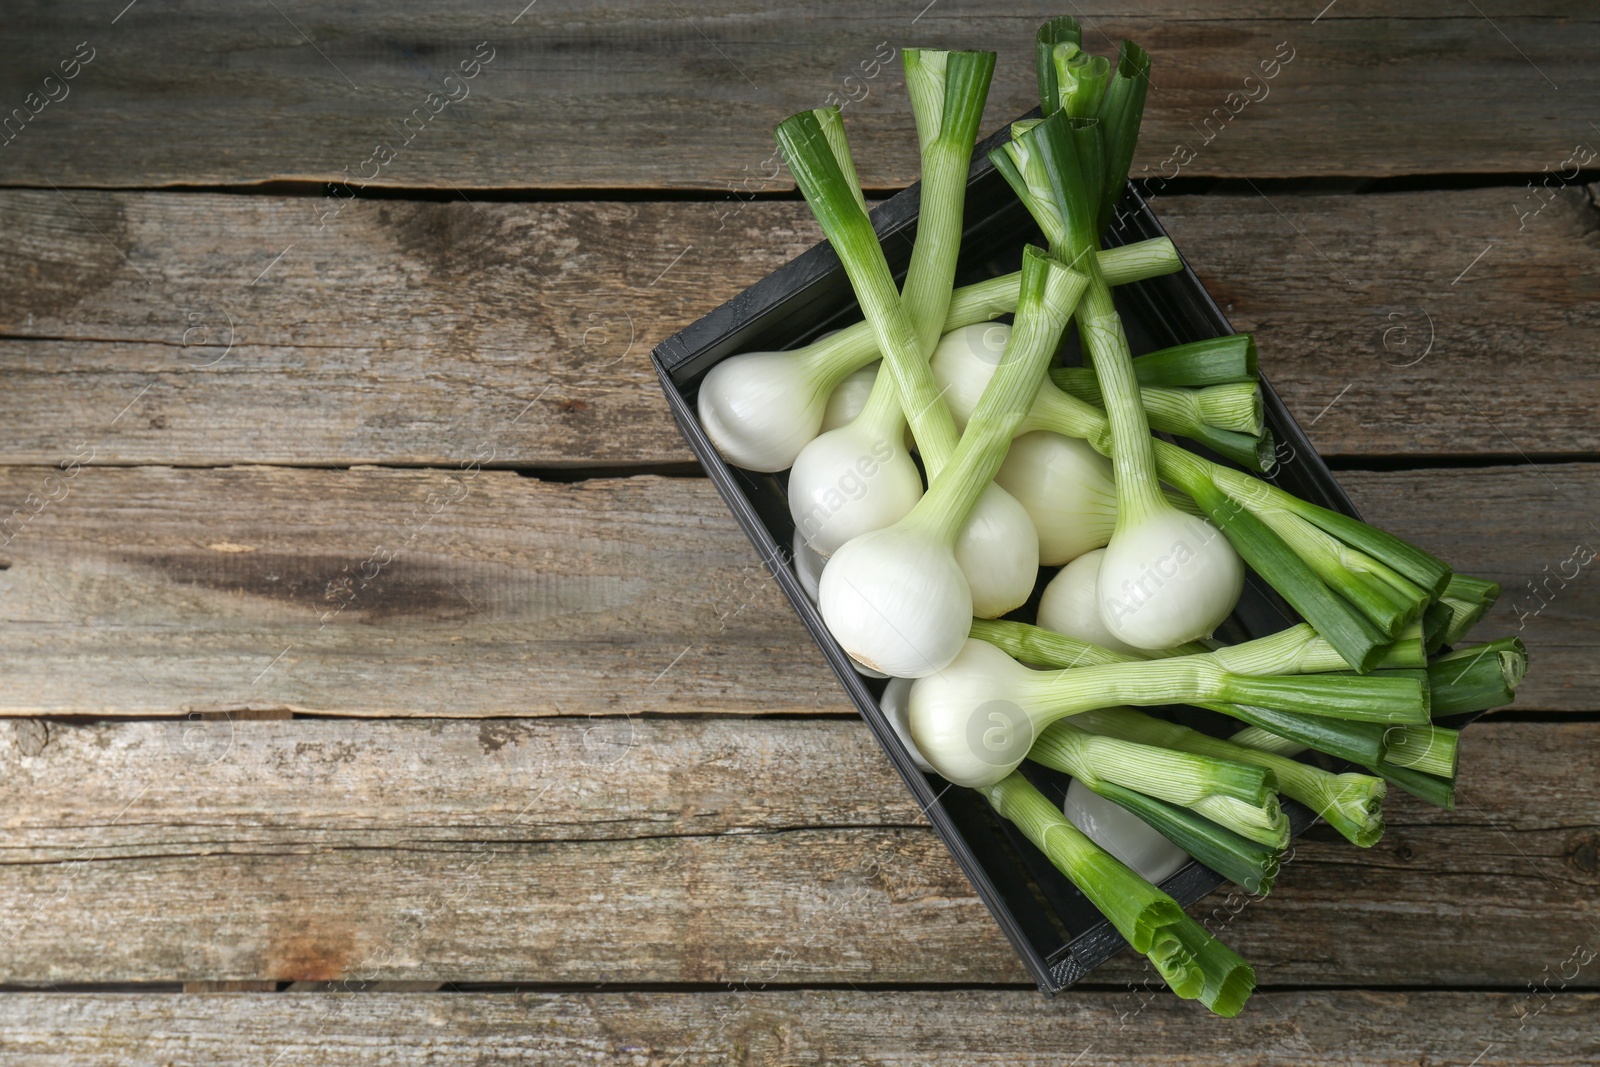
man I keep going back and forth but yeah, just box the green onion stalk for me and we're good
[1073,706,1388,849]
[695,236,1185,474]
[1381,723,1459,778]
[1228,720,1461,809]
[973,618,1397,844]
[1232,635,1524,807]
[975,617,1427,675]
[1033,719,1288,844]
[782,214,1088,675]
[984,30,1457,670]
[803,50,998,495]
[1049,368,1273,472]
[981,123,1449,671]
[1167,911,1257,1017]
[905,635,1430,789]
[1428,637,1527,716]
[980,771,1258,1013]
[1051,366,1265,436]
[968,617,1408,769]
[1075,777,1283,896]
[1430,574,1503,651]
[1027,720,1288,890]
[1112,334,1260,388]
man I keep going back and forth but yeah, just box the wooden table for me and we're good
[1,3,1596,1063]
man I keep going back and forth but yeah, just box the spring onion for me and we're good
[1030,719,1290,849]
[1038,549,1147,655]
[1225,637,1519,787]
[937,320,1268,449]
[908,637,1428,788]
[813,243,1085,674]
[1050,367,1271,471]
[891,659,1276,889]
[979,611,1432,685]
[778,90,1053,619]
[970,615,1208,666]
[1017,113,1246,648]
[699,239,1178,472]
[1074,706,1388,848]
[967,617,1408,768]
[980,771,1205,996]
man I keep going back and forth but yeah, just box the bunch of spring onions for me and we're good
[692,19,1527,1018]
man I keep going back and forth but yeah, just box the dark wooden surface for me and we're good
[1,3,1596,1064]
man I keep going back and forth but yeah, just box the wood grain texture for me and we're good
[0,186,1595,466]
[0,4,1592,189]
[0,990,1596,1066]
[0,0,1590,1038]
[0,463,1587,716]
[0,466,838,718]
[1,716,1594,987]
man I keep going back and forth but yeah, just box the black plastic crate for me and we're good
[651,116,1474,994]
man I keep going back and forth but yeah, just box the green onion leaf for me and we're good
[1089,780,1282,895]
[1427,637,1527,716]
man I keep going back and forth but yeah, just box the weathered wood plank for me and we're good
[0,466,837,718]
[0,990,1595,1066]
[0,463,1588,716]
[0,4,1592,189]
[0,187,1594,466]
[1,717,1593,986]
[1347,465,1599,713]
[1154,184,1600,462]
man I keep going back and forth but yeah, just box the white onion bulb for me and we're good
[1038,549,1146,656]
[791,529,825,603]
[995,431,1118,566]
[819,521,971,678]
[791,530,888,678]
[823,363,917,453]
[1097,510,1244,649]
[906,638,1040,785]
[955,482,1040,618]
[787,402,923,557]
[928,322,1011,430]
[698,351,830,472]
[879,676,935,773]
[1063,778,1189,884]
[820,363,878,432]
